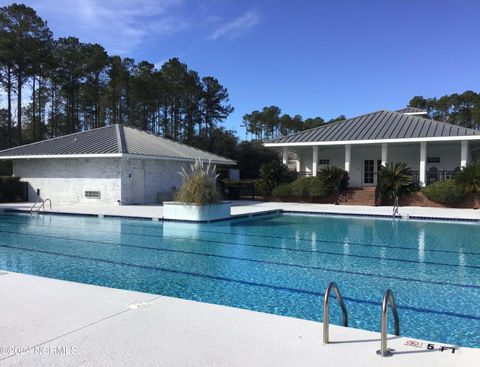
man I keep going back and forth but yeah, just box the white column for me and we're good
[461,141,468,168]
[282,147,288,165]
[381,143,388,166]
[419,141,427,187]
[344,144,351,172]
[296,158,301,172]
[312,146,318,176]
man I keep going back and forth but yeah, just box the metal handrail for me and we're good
[38,198,52,212]
[376,289,400,357]
[30,199,42,214]
[323,282,348,344]
[392,196,399,218]
[30,198,52,215]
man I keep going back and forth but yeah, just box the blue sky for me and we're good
[4,0,480,135]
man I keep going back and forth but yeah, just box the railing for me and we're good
[392,196,399,218]
[30,198,52,215]
[410,170,457,186]
[295,171,313,178]
[323,282,348,344]
[376,289,400,357]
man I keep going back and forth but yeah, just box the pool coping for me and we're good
[3,207,480,223]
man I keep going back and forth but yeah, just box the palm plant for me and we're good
[378,162,412,199]
[318,166,349,193]
[455,162,480,193]
[176,159,222,205]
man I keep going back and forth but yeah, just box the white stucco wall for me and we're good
[121,158,191,205]
[13,158,122,205]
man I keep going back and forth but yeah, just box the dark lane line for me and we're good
[0,242,479,321]
[1,229,478,290]
[1,215,479,257]
[1,227,479,270]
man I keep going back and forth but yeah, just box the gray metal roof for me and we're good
[267,110,480,144]
[0,125,236,165]
[396,107,428,114]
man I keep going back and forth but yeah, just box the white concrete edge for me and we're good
[264,135,480,147]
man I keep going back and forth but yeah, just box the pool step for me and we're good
[337,187,376,206]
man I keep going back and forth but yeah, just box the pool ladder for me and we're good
[392,196,399,218]
[30,198,52,215]
[322,282,400,357]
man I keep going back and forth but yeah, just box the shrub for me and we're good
[256,161,294,195]
[0,176,20,184]
[422,180,467,205]
[378,162,412,199]
[271,183,292,198]
[318,166,349,193]
[176,159,222,205]
[455,162,480,193]
[290,177,327,198]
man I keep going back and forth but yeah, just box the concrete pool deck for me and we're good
[0,200,479,221]
[0,271,477,367]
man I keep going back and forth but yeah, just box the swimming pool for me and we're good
[0,212,478,347]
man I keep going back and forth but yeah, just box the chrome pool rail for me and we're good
[323,282,348,344]
[30,198,52,214]
[392,196,399,218]
[376,289,400,357]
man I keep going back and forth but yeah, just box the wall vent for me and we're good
[85,191,101,199]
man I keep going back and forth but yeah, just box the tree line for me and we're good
[409,91,480,129]
[0,4,234,150]
[241,105,345,141]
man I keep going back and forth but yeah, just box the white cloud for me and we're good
[26,0,187,54]
[208,11,260,41]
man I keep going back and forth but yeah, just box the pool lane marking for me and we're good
[1,242,479,322]
[1,215,479,257]
[0,229,479,290]
[0,225,479,271]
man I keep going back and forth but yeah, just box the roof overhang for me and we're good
[0,152,236,166]
[264,135,480,147]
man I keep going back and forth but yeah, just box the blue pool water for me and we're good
[0,213,479,347]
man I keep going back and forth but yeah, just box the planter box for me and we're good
[163,201,231,222]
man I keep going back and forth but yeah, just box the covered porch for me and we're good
[279,139,480,187]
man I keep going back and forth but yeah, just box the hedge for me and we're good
[272,177,327,199]
[421,180,467,205]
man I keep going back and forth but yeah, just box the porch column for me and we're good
[381,143,388,166]
[461,141,468,168]
[344,144,351,172]
[312,146,318,176]
[419,141,427,187]
[282,147,288,165]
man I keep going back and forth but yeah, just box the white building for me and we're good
[0,125,235,205]
[265,108,480,187]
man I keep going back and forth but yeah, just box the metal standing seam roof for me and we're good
[0,124,236,165]
[267,110,480,144]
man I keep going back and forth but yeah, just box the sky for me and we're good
[2,0,480,136]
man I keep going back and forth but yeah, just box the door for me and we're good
[132,168,145,204]
[363,160,382,185]
[363,160,375,185]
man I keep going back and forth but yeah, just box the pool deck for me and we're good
[0,202,478,366]
[0,200,479,221]
[0,271,477,367]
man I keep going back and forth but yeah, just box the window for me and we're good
[318,159,330,165]
[427,157,440,163]
[85,191,101,199]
